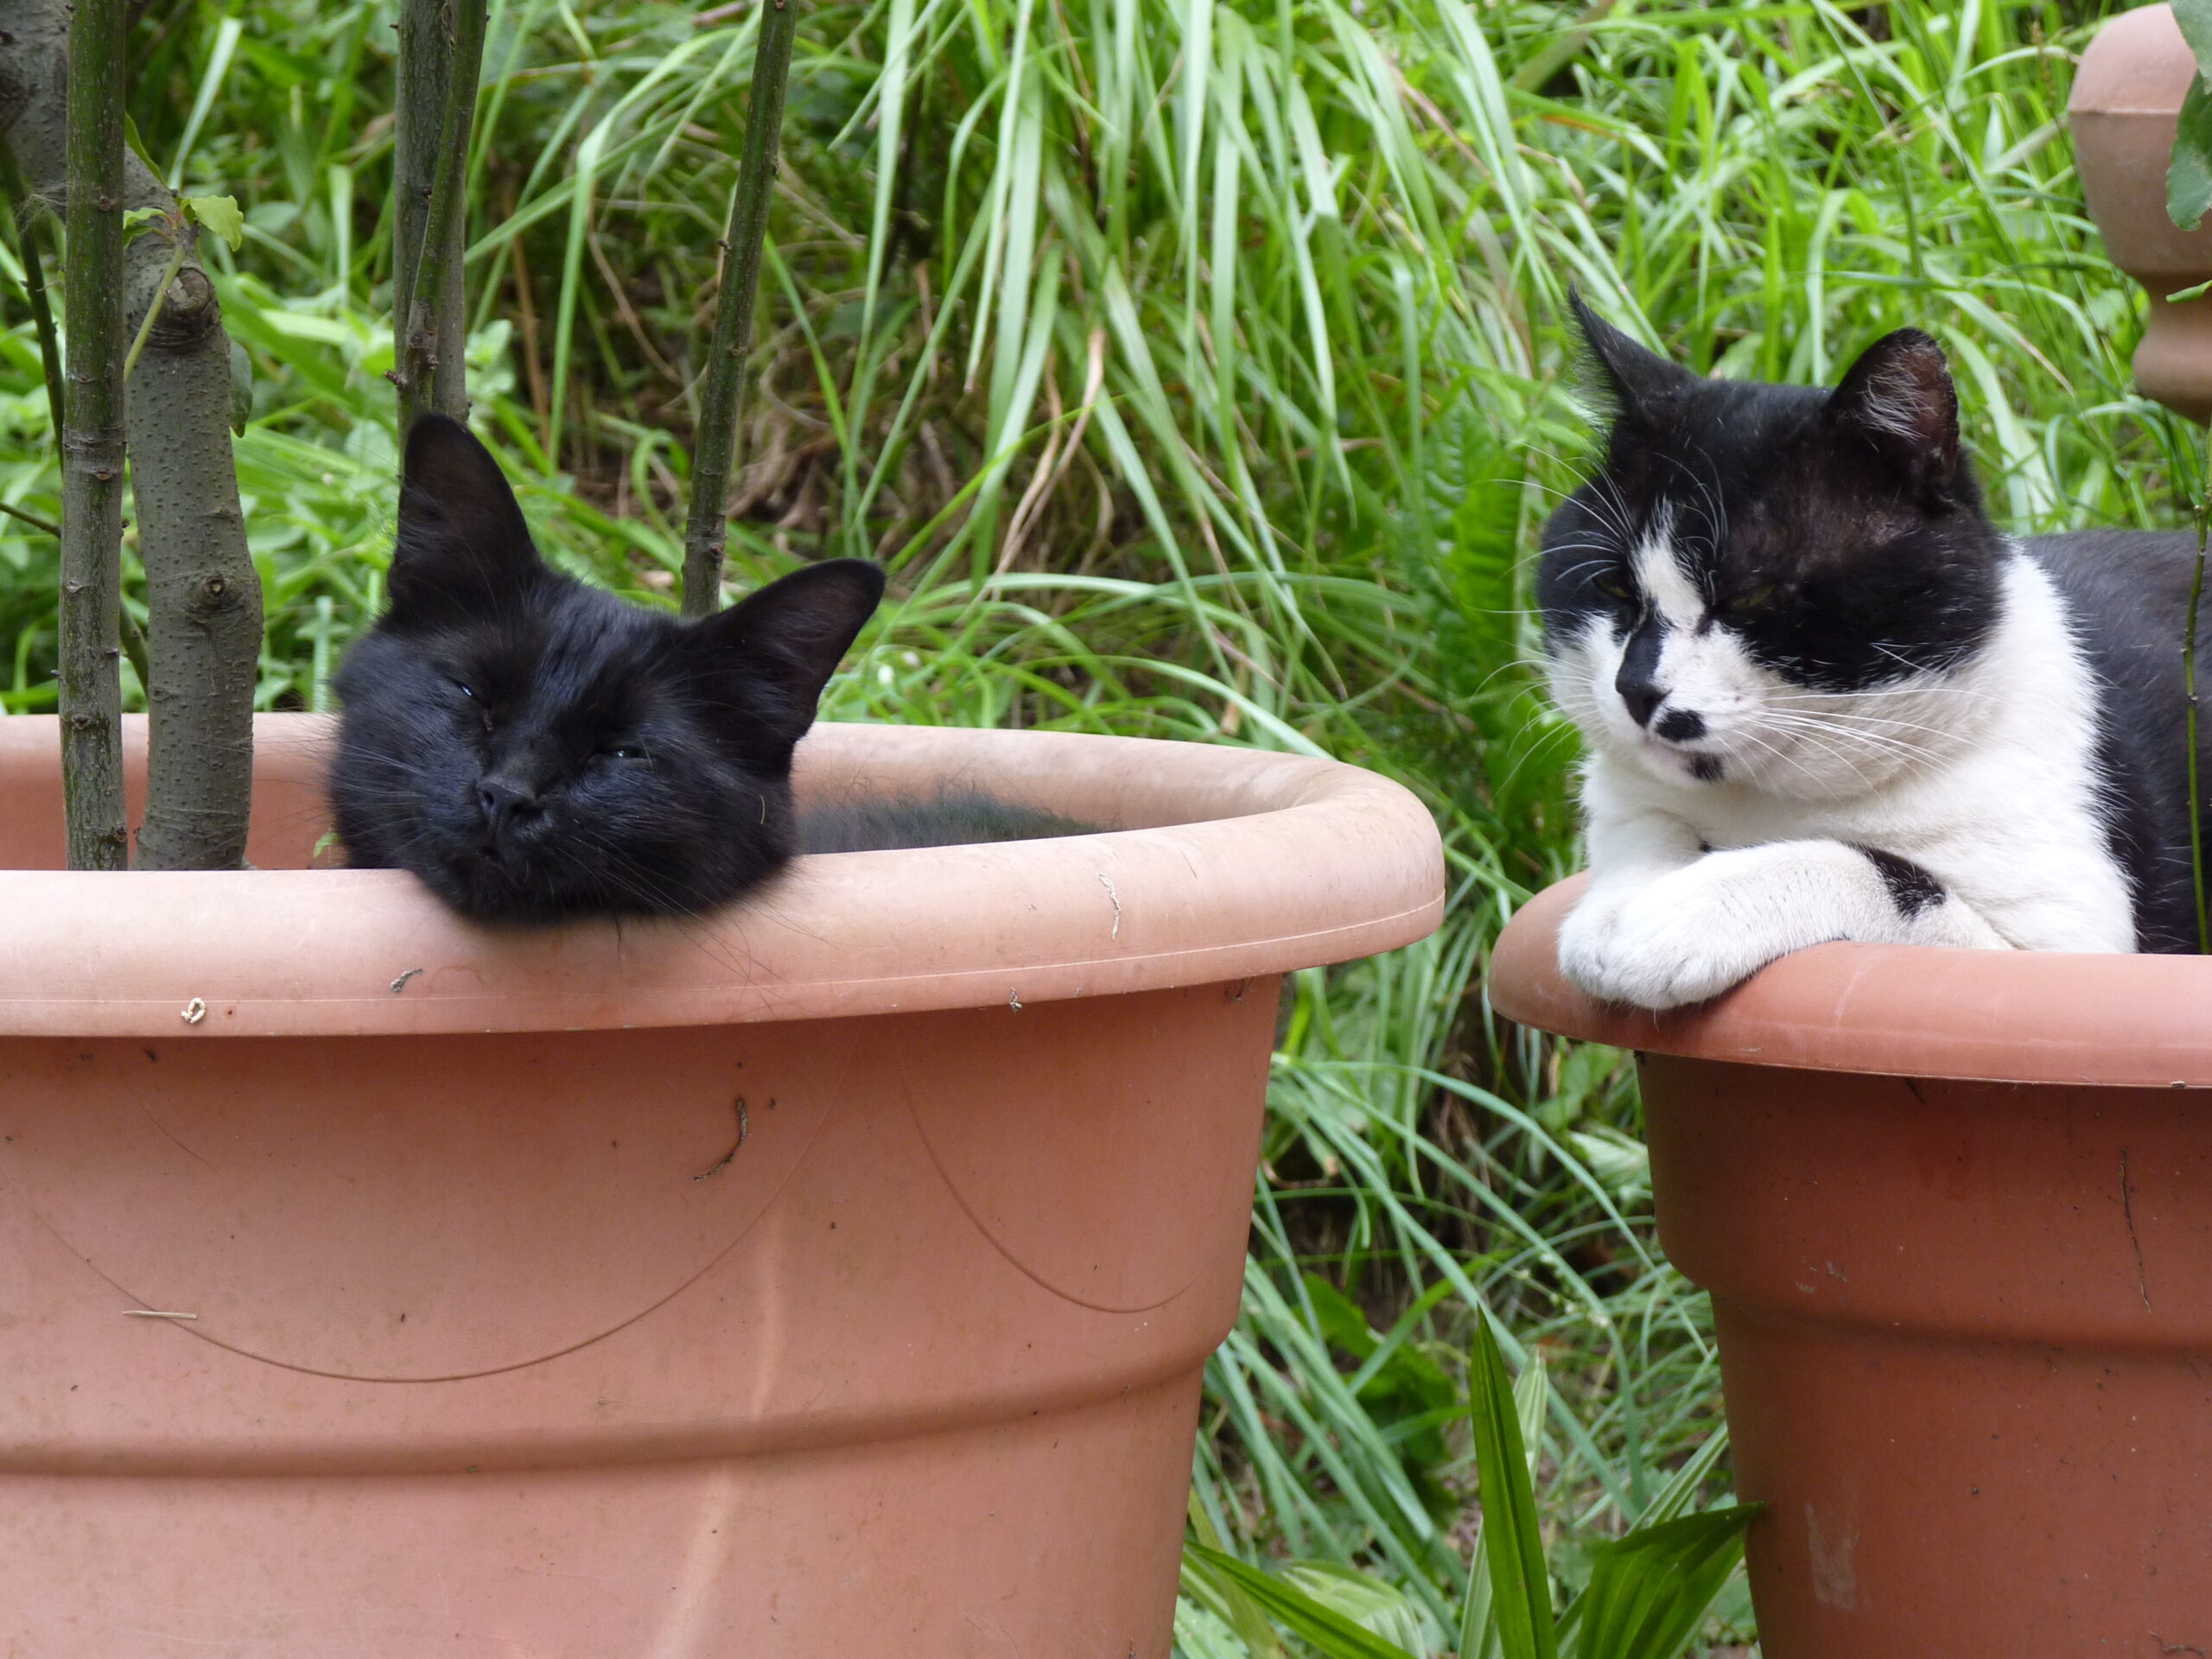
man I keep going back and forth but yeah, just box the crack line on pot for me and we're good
[899,1066,1200,1317]
[17,1044,859,1383]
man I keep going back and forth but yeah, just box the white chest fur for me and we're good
[1554,551,2135,1007]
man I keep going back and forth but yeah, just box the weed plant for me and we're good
[0,0,2190,1649]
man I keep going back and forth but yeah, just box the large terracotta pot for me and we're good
[1491,876,2212,1657]
[2070,3,2212,420]
[0,713,1441,1657]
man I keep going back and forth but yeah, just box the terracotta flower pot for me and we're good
[1491,875,2212,1656]
[0,713,1440,1657]
[2070,3,2212,420]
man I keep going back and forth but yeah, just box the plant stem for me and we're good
[117,601,150,697]
[682,0,802,618]
[122,239,189,382]
[59,0,130,870]
[0,135,65,440]
[392,0,488,434]
[0,499,61,538]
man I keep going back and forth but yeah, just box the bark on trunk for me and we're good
[54,0,128,870]
[1,0,266,870]
[391,0,486,434]
[681,0,801,618]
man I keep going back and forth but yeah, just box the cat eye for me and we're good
[454,681,477,700]
[606,746,649,761]
[1595,573,1633,600]
[1726,584,1780,614]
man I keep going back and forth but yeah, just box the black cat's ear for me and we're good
[690,559,887,746]
[1824,329,1961,499]
[388,415,545,623]
[1570,289,1691,418]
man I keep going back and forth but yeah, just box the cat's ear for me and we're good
[690,559,887,746]
[389,415,545,623]
[1824,329,1961,499]
[1570,289,1691,418]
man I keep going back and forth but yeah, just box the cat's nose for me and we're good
[477,775,540,836]
[1615,671,1665,728]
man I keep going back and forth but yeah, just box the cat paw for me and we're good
[1556,870,1789,1011]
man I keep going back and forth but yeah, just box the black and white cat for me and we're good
[1539,297,2209,1009]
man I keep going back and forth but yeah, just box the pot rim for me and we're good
[0,714,1443,1038]
[1491,874,2212,1088]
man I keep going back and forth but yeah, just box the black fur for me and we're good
[2026,530,2212,953]
[1851,845,1946,918]
[330,416,885,922]
[798,791,1096,853]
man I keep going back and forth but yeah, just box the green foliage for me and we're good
[1469,1316,1559,1659]
[1184,1318,1755,1659]
[2173,1,2212,230]
[181,194,245,251]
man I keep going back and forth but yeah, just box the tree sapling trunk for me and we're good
[55,0,129,870]
[3,0,267,870]
[391,0,488,433]
[681,0,801,618]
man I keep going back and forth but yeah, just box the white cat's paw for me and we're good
[1558,861,1798,1011]
[1561,907,1775,1010]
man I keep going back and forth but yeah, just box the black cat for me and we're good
[330,416,885,922]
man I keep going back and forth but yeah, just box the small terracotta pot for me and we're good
[0,714,1441,1657]
[2070,3,2212,420]
[1491,876,2212,1656]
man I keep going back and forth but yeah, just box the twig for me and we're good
[122,238,190,383]
[2121,1149,2152,1312]
[695,1096,750,1179]
[117,603,150,695]
[0,500,60,538]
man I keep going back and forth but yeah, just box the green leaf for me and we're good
[1185,1495,1287,1659]
[1468,1313,1558,1659]
[2176,0,2212,80]
[227,334,253,437]
[121,206,167,245]
[1636,1427,1732,1529]
[181,194,245,251]
[1562,1507,1761,1659]
[1185,1546,1422,1659]
[1457,1333,1554,1659]
[121,113,161,176]
[1281,1561,1432,1656]
[2171,76,2212,232]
